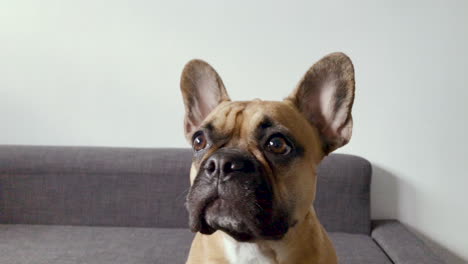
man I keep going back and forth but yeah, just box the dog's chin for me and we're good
[201,199,254,242]
[191,198,289,242]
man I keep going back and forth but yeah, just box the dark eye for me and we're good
[193,133,207,151]
[266,136,291,155]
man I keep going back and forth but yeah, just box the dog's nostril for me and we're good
[206,160,216,174]
[231,161,244,171]
[223,162,233,173]
[223,160,244,173]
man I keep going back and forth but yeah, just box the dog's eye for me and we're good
[193,133,207,151]
[266,136,291,155]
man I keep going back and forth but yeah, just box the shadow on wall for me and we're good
[371,164,466,264]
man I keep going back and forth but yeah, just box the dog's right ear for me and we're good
[286,52,355,155]
[180,59,230,139]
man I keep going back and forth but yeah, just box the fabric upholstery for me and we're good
[372,220,444,264]
[0,146,192,228]
[0,146,371,234]
[315,153,372,234]
[329,232,392,264]
[0,224,392,264]
[0,146,442,263]
[0,224,194,264]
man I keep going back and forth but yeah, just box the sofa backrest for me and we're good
[0,146,370,234]
[314,154,371,234]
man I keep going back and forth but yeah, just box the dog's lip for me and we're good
[189,194,291,241]
[188,193,220,233]
[201,196,220,214]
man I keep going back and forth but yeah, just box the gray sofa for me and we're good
[0,145,442,264]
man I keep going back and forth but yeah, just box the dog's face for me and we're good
[181,53,355,242]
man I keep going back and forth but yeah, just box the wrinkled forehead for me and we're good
[200,100,317,147]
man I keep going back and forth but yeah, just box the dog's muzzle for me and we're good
[186,148,290,242]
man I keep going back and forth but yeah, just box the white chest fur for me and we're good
[223,236,276,264]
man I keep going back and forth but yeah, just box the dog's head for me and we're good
[181,53,355,242]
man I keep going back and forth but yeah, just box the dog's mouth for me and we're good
[187,191,254,241]
[186,184,291,242]
[201,197,255,241]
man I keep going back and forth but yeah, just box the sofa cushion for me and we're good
[0,225,391,264]
[371,220,443,264]
[330,232,392,264]
[0,224,194,264]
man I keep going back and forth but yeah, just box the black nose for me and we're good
[204,149,255,181]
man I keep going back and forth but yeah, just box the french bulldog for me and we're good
[181,52,355,264]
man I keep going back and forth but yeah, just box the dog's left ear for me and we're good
[287,52,355,154]
[180,59,230,139]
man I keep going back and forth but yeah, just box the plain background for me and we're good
[1,0,467,263]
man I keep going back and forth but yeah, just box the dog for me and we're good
[180,52,355,264]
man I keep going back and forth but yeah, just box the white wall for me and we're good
[1,0,467,262]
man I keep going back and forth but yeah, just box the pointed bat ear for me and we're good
[180,59,230,138]
[287,52,355,154]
